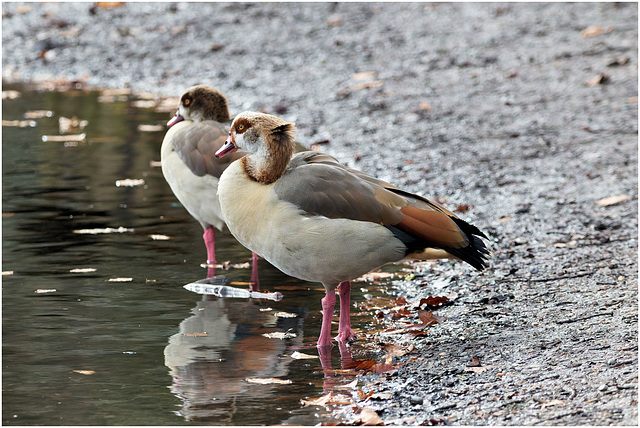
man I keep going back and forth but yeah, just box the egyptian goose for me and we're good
[215,111,490,348]
[160,85,260,286]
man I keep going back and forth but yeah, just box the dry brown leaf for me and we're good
[289,351,318,360]
[586,73,611,87]
[580,25,613,38]
[245,377,292,385]
[360,408,384,425]
[419,100,431,111]
[96,2,125,9]
[596,195,630,206]
[301,392,352,408]
[369,392,393,400]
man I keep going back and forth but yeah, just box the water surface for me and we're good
[2,85,389,425]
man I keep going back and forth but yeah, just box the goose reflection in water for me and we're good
[164,295,304,423]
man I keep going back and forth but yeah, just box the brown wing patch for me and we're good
[398,206,468,249]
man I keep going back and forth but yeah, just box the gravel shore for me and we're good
[3,2,637,425]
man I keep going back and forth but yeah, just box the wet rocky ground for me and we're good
[3,2,637,425]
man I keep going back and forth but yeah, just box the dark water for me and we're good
[2,85,390,425]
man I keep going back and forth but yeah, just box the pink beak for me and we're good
[167,110,184,127]
[215,135,238,158]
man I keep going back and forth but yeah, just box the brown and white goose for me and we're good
[215,111,490,348]
[160,85,259,285]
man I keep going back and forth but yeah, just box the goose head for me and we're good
[167,85,230,127]
[215,111,296,184]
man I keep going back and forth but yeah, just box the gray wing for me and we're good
[170,121,246,178]
[273,151,405,225]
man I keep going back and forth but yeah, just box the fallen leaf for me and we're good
[419,100,431,111]
[73,370,95,375]
[115,178,145,187]
[359,408,384,425]
[274,311,298,318]
[148,234,170,240]
[394,296,408,305]
[352,81,383,91]
[25,110,53,119]
[353,71,377,81]
[383,343,412,358]
[73,226,134,234]
[608,56,630,67]
[70,268,97,273]
[137,124,164,132]
[455,204,470,212]
[358,389,375,400]
[586,73,611,87]
[2,120,35,128]
[59,116,88,133]
[290,351,318,360]
[335,378,358,390]
[417,310,443,326]
[301,392,352,408]
[2,90,21,99]
[326,17,343,27]
[96,2,125,9]
[245,377,292,385]
[419,295,451,309]
[580,25,613,38]
[262,331,297,340]
[369,392,393,400]
[131,100,157,109]
[596,195,630,206]
[42,133,86,142]
[541,399,565,409]
[464,365,493,374]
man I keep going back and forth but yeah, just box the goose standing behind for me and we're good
[215,111,490,348]
[161,85,260,286]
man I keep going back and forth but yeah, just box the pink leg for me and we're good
[203,227,216,264]
[203,227,216,279]
[336,281,356,343]
[317,289,336,349]
[250,252,260,291]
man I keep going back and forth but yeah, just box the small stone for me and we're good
[409,395,423,405]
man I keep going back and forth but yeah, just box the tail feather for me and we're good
[384,189,490,271]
